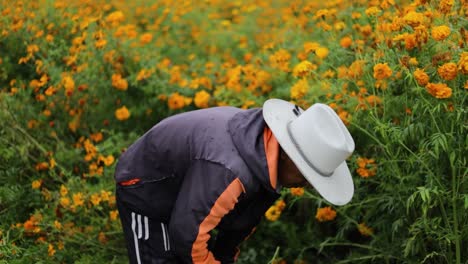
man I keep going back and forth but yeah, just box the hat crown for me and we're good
[288,104,355,176]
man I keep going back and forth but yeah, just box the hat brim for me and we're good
[263,99,354,205]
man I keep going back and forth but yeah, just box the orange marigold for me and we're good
[115,106,130,120]
[414,68,429,86]
[431,25,451,41]
[458,52,468,75]
[111,74,128,91]
[437,62,457,81]
[290,187,305,196]
[403,11,424,27]
[340,36,352,48]
[438,0,454,14]
[315,206,337,222]
[168,92,186,110]
[373,63,392,80]
[425,83,452,99]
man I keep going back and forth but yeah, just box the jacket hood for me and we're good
[227,108,277,193]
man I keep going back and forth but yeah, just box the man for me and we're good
[114,98,355,264]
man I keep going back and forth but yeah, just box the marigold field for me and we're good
[0,0,467,263]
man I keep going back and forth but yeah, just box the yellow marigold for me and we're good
[105,11,125,25]
[438,0,454,14]
[431,25,451,41]
[458,52,468,75]
[90,193,101,206]
[340,36,352,48]
[194,90,211,108]
[168,92,186,110]
[60,197,70,207]
[32,180,42,189]
[290,79,309,99]
[437,62,457,81]
[373,63,392,80]
[414,68,429,86]
[72,193,84,207]
[60,185,68,197]
[48,243,56,257]
[425,83,452,99]
[304,42,320,53]
[110,210,119,221]
[315,47,329,59]
[290,187,304,197]
[111,74,128,91]
[293,60,316,77]
[365,7,381,17]
[115,106,130,121]
[62,75,75,95]
[358,223,374,236]
[409,57,418,66]
[275,199,286,211]
[315,206,337,222]
[265,206,282,221]
[403,11,424,28]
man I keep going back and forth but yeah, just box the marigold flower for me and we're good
[110,210,119,221]
[437,62,457,81]
[403,11,424,28]
[425,83,452,99]
[72,193,85,207]
[194,90,211,108]
[303,42,320,53]
[275,199,286,211]
[358,223,374,236]
[32,180,42,189]
[365,7,381,17]
[35,162,49,171]
[54,220,62,230]
[90,132,103,143]
[293,60,316,78]
[458,52,468,75]
[62,75,75,95]
[60,197,70,207]
[48,243,56,257]
[290,79,309,99]
[168,92,186,110]
[315,206,337,222]
[290,187,304,196]
[315,47,329,59]
[414,68,429,86]
[115,106,130,121]
[438,0,454,14]
[90,193,101,206]
[140,33,152,44]
[112,74,128,91]
[265,206,282,221]
[340,36,352,48]
[60,185,68,197]
[431,25,451,41]
[373,63,392,80]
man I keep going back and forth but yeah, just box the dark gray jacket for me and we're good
[115,107,280,263]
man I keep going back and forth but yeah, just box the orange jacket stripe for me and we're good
[263,127,279,190]
[191,178,246,263]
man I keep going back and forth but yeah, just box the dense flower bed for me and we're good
[0,0,466,263]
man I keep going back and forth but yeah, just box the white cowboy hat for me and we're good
[263,99,355,205]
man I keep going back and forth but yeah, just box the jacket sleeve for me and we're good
[211,187,280,263]
[168,160,245,264]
